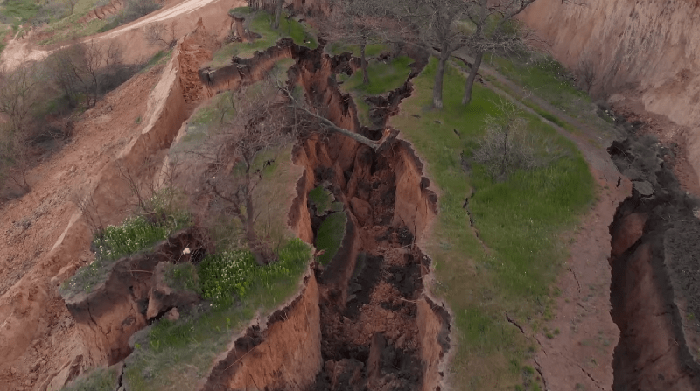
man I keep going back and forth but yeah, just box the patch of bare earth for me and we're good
[0,66,162,390]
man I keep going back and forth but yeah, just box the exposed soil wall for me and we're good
[202,273,322,390]
[0,22,218,390]
[608,131,700,390]
[62,230,202,366]
[520,0,700,188]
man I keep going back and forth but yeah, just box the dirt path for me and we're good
[0,0,243,70]
[453,52,631,391]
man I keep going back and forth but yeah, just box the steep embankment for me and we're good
[0,21,215,391]
[520,0,700,190]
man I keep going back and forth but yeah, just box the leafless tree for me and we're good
[0,63,44,191]
[460,0,537,106]
[0,64,43,135]
[576,54,596,93]
[394,0,471,109]
[145,22,178,49]
[202,80,294,265]
[471,99,566,180]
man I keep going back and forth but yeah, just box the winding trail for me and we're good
[453,51,631,391]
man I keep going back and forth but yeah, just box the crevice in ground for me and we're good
[200,40,451,391]
[607,121,700,390]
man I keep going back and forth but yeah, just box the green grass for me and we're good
[341,56,413,95]
[141,49,172,72]
[308,185,333,215]
[165,262,200,294]
[60,366,118,391]
[0,0,40,23]
[315,212,347,265]
[211,9,317,66]
[123,238,311,391]
[337,55,413,126]
[59,192,190,298]
[390,57,594,389]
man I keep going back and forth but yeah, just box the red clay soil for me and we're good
[0,21,218,390]
[203,273,323,391]
[0,67,160,391]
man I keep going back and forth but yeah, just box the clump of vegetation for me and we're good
[165,262,200,294]
[471,102,567,181]
[198,249,257,307]
[61,191,190,296]
[308,185,333,215]
[315,212,347,265]
[60,366,118,391]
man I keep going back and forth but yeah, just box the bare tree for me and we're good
[0,63,44,191]
[65,0,78,15]
[471,99,565,180]
[203,80,294,265]
[576,53,596,93]
[461,0,537,106]
[395,0,471,109]
[326,0,392,86]
[0,64,43,135]
[145,22,178,49]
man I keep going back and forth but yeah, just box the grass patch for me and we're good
[141,49,171,72]
[483,53,619,142]
[210,9,317,66]
[123,238,311,391]
[315,212,347,265]
[165,262,200,294]
[337,55,413,126]
[341,56,413,95]
[60,366,118,391]
[59,191,190,298]
[389,57,594,389]
[308,185,333,215]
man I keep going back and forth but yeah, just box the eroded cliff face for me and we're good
[520,0,700,184]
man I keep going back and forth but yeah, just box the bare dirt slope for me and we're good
[0,66,160,391]
[0,16,221,390]
[0,0,243,69]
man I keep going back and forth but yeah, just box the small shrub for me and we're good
[471,103,567,181]
[308,185,333,215]
[315,212,347,265]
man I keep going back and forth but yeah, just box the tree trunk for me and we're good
[360,43,369,85]
[244,172,266,265]
[462,50,484,106]
[274,0,283,29]
[433,54,448,109]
